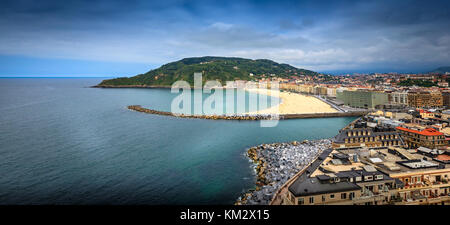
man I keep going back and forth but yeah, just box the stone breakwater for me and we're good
[127,105,277,120]
[127,105,366,120]
[236,139,332,205]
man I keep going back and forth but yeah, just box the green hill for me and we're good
[97,56,318,87]
[397,79,436,87]
[430,66,450,74]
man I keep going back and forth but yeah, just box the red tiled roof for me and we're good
[396,127,444,136]
[436,155,450,161]
[418,109,432,114]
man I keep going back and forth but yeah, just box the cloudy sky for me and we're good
[1,0,450,76]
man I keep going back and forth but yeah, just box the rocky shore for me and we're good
[236,139,332,205]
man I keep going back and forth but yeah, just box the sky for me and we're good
[0,0,450,76]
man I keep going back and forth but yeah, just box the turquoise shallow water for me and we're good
[0,78,355,205]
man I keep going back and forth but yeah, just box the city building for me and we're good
[283,146,450,205]
[338,90,388,109]
[389,92,408,105]
[407,91,443,108]
[443,92,450,108]
[332,118,404,150]
[333,128,404,150]
[327,87,337,97]
[419,109,436,119]
[442,110,450,120]
[396,126,447,149]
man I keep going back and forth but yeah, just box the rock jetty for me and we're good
[127,105,366,120]
[236,139,332,205]
[127,105,277,120]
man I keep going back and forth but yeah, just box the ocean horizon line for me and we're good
[0,76,117,78]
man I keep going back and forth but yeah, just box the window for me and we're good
[330,194,335,199]
[378,184,384,191]
[349,192,355,200]
[309,197,314,204]
[436,176,441,182]
[322,195,325,202]
[297,198,304,205]
[341,193,347,199]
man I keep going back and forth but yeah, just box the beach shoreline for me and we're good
[244,88,338,115]
[125,87,366,119]
[99,85,341,116]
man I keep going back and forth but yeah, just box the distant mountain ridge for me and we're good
[97,56,318,87]
[430,66,450,74]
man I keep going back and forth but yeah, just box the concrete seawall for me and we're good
[281,111,367,119]
[127,105,367,120]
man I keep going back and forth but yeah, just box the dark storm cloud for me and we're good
[0,0,449,74]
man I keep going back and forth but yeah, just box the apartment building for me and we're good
[407,91,443,108]
[388,92,408,105]
[282,146,450,205]
[396,126,447,149]
[443,92,450,108]
[332,128,404,150]
[337,90,389,109]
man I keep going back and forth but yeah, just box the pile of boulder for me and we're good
[236,139,332,205]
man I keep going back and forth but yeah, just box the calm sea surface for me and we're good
[0,78,355,204]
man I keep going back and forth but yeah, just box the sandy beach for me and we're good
[245,88,337,115]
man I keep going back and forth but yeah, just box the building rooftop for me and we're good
[288,177,361,197]
[289,146,396,198]
[397,159,439,169]
[435,154,450,164]
[396,126,444,136]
